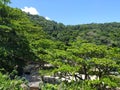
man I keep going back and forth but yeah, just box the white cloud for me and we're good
[45,16,51,20]
[21,7,39,15]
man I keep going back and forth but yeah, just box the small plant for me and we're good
[0,72,23,90]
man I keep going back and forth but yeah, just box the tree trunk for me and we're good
[83,65,88,80]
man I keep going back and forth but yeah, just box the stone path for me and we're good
[22,64,42,90]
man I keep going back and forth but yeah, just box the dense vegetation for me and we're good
[29,14,120,47]
[0,0,120,90]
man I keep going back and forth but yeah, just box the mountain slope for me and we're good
[28,14,120,47]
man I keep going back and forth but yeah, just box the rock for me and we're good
[30,87,39,90]
[28,81,42,90]
[43,64,54,70]
[42,76,60,84]
[21,83,29,90]
[116,87,120,90]
[21,63,44,90]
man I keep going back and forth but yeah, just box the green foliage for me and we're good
[0,24,35,73]
[29,15,120,47]
[84,77,119,90]
[41,83,58,90]
[0,72,23,90]
[0,0,11,5]
[0,2,120,90]
[0,6,43,73]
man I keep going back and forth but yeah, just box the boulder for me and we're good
[28,81,42,90]
[21,83,29,90]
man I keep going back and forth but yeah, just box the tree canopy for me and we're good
[0,2,120,90]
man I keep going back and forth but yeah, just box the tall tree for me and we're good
[0,0,11,5]
[0,0,11,24]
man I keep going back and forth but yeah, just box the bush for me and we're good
[0,72,23,90]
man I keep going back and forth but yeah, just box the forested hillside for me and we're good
[29,14,120,47]
[0,0,120,90]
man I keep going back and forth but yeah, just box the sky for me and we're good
[10,0,120,25]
